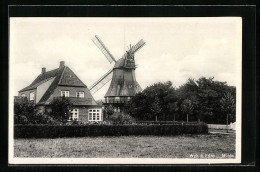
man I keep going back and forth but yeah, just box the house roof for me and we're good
[19,66,87,93]
[19,68,61,92]
[49,97,96,106]
[19,64,95,106]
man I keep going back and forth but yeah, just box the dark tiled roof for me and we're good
[50,97,94,106]
[19,68,61,92]
[19,65,94,106]
[58,67,87,87]
[38,67,65,104]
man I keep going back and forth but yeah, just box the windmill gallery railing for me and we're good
[102,97,132,104]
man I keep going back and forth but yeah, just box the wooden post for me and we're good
[187,114,189,123]
[156,115,157,121]
[174,114,175,121]
[226,114,229,133]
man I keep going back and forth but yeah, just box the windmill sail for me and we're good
[122,39,146,59]
[131,39,146,53]
[92,35,116,63]
[89,68,113,94]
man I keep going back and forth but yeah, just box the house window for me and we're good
[21,93,25,97]
[88,109,102,122]
[70,109,79,121]
[61,91,69,97]
[29,92,35,101]
[76,92,84,98]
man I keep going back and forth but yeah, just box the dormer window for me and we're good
[21,93,25,97]
[76,92,84,98]
[29,92,35,101]
[61,91,69,97]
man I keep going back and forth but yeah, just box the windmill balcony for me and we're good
[102,97,131,104]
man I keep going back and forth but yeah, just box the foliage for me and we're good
[103,105,115,120]
[181,98,196,122]
[108,113,135,124]
[128,77,236,124]
[220,92,236,123]
[29,113,58,125]
[14,100,58,124]
[14,99,35,124]
[14,123,208,138]
[128,81,177,121]
[49,96,73,123]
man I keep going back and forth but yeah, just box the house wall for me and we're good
[18,89,37,104]
[33,105,103,122]
[75,106,103,123]
[45,86,97,105]
[36,77,55,104]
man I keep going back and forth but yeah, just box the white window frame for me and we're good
[29,92,35,101]
[70,109,79,121]
[76,91,84,98]
[88,109,102,122]
[61,90,69,97]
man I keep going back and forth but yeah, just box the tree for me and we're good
[168,102,179,121]
[14,98,58,124]
[177,77,235,123]
[14,98,35,124]
[180,98,195,122]
[103,105,115,120]
[150,96,162,121]
[128,81,177,121]
[220,92,236,132]
[49,96,73,123]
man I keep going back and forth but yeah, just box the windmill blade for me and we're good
[121,39,146,59]
[92,35,116,63]
[89,68,113,94]
[131,39,146,54]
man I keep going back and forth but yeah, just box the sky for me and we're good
[9,17,242,100]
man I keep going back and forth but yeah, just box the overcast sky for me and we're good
[10,17,242,100]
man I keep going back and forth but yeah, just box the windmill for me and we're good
[89,35,146,112]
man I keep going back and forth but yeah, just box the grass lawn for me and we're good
[14,134,235,158]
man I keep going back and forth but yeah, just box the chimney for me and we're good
[42,67,46,74]
[59,61,65,68]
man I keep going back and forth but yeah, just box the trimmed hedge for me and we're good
[135,121,199,125]
[14,123,208,138]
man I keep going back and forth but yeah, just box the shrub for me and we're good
[108,113,135,124]
[49,96,73,123]
[135,121,198,125]
[14,100,35,124]
[26,113,58,124]
[14,123,208,138]
[103,105,115,120]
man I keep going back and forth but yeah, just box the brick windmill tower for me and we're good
[89,35,146,112]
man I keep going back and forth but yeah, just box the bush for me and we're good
[49,96,73,123]
[14,100,35,124]
[108,113,135,124]
[29,113,59,125]
[135,121,199,125]
[14,99,59,124]
[14,123,208,138]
